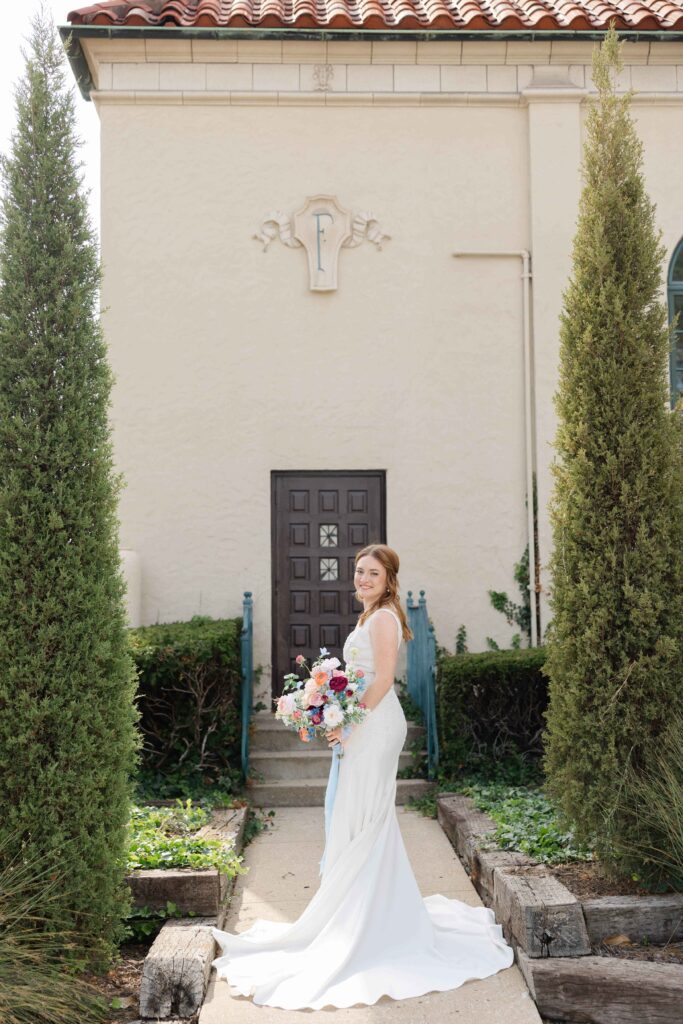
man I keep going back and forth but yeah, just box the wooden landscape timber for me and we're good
[517,949,683,1024]
[436,793,683,1024]
[137,804,248,1021]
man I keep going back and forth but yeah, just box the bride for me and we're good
[210,543,515,1009]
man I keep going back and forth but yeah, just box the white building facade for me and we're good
[64,2,683,705]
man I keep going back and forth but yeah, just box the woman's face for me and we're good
[354,554,388,603]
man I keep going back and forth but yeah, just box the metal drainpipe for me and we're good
[451,250,538,647]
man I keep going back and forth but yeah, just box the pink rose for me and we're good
[356,669,364,678]
[295,654,305,665]
[293,710,302,719]
[303,680,325,707]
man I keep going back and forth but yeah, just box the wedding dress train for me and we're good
[209,606,514,1010]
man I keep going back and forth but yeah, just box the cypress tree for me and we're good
[0,9,140,963]
[542,27,683,883]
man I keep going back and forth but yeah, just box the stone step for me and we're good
[249,748,420,781]
[250,719,425,752]
[245,777,436,807]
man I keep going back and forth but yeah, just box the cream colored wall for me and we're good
[100,100,529,688]
[89,37,683,700]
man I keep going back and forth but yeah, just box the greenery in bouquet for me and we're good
[274,647,370,751]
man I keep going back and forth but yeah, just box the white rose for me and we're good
[323,704,343,728]
[277,693,295,715]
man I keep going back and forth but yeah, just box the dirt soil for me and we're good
[82,942,198,1024]
[595,938,683,965]
[545,860,679,899]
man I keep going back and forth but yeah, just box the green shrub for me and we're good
[438,648,547,776]
[543,29,683,885]
[129,616,243,797]
[0,11,140,967]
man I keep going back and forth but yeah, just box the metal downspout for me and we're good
[451,250,538,647]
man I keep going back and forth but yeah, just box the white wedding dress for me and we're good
[210,606,514,1009]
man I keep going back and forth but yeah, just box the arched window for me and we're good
[668,239,683,407]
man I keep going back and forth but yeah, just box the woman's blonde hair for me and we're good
[354,543,413,642]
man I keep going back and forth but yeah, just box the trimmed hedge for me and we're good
[438,647,547,775]
[129,616,243,792]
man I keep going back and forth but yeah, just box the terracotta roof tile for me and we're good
[65,0,683,30]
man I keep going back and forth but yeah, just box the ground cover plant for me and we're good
[459,782,593,865]
[411,777,592,866]
[409,753,594,867]
[126,800,246,876]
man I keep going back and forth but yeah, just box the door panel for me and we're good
[271,471,386,704]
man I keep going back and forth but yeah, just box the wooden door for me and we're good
[271,471,386,705]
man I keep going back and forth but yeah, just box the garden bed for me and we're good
[84,800,258,1023]
[551,860,671,899]
[126,801,248,921]
[437,793,683,1024]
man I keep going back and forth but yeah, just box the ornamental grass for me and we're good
[0,833,107,1024]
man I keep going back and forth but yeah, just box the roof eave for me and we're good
[58,23,683,102]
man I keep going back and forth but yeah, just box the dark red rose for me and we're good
[329,675,348,692]
[346,689,353,696]
[311,713,322,724]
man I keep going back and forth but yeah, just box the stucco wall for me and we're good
[89,37,683,700]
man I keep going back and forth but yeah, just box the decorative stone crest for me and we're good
[253,194,390,291]
[312,64,334,91]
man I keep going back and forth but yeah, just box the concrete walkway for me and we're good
[199,805,542,1023]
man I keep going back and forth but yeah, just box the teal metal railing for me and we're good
[406,590,439,779]
[240,590,253,781]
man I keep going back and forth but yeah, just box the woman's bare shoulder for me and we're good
[369,606,401,635]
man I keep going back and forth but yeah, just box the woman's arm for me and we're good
[362,612,398,711]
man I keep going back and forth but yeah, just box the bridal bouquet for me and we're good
[274,647,369,755]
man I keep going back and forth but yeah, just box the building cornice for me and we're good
[58,24,683,100]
